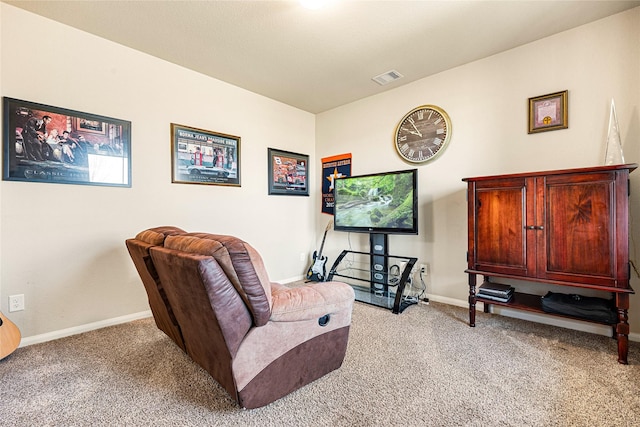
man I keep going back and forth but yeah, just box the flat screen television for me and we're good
[333,168,418,235]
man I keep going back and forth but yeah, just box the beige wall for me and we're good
[2,5,640,341]
[0,5,317,339]
[317,8,640,336]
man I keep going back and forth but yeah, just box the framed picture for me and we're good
[3,97,131,187]
[268,148,309,196]
[74,117,106,135]
[171,123,240,186]
[528,90,568,133]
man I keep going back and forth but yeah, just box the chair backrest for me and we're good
[163,233,273,326]
[149,241,254,400]
[125,226,186,351]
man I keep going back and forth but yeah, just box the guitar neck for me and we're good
[317,234,327,258]
[318,222,332,258]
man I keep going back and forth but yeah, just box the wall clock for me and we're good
[394,105,452,164]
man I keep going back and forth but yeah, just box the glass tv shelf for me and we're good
[327,249,418,314]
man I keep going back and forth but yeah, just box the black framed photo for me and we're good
[171,123,240,186]
[3,97,131,187]
[268,148,309,196]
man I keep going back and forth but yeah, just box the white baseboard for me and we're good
[427,294,640,342]
[279,275,305,284]
[18,275,300,348]
[19,310,152,348]
[18,295,640,347]
[427,294,469,308]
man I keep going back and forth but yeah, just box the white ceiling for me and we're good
[5,1,640,113]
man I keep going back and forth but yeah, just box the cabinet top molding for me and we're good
[462,163,637,182]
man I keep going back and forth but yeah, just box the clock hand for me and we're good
[410,121,422,137]
[401,127,421,137]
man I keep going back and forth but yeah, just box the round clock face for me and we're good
[394,105,452,164]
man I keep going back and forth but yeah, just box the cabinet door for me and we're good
[469,177,536,276]
[538,171,627,287]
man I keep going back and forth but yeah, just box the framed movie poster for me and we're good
[3,97,131,187]
[268,148,309,196]
[171,123,240,186]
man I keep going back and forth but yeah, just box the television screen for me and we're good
[333,169,418,234]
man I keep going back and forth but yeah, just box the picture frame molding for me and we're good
[528,90,568,134]
[2,97,131,187]
[170,123,241,186]
[268,147,309,196]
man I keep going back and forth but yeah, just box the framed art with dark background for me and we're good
[3,97,131,187]
[268,148,309,196]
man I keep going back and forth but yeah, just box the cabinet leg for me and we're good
[468,273,476,327]
[615,293,630,365]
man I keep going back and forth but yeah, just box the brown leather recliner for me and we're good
[127,228,355,409]
[126,226,187,352]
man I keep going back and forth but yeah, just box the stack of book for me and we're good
[477,282,514,303]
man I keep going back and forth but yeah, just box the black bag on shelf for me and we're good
[540,292,617,324]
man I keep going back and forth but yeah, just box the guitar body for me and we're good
[306,251,327,282]
[306,220,332,282]
[0,311,21,360]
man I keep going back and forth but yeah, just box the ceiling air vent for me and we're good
[372,70,404,86]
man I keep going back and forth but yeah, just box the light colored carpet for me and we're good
[1,301,639,426]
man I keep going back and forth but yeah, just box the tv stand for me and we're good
[327,234,418,314]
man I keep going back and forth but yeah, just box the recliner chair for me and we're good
[127,228,355,409]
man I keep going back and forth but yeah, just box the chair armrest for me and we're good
[270,281,354,322]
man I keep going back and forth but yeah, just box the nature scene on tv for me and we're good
[335,172,414,229]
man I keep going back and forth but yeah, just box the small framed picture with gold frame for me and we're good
[528,90,568,134]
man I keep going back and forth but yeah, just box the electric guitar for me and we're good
[306,220,332,282]
[0,311,21,360]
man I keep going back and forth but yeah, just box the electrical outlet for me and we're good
[420,263,428,274]
[9,294,25,312]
